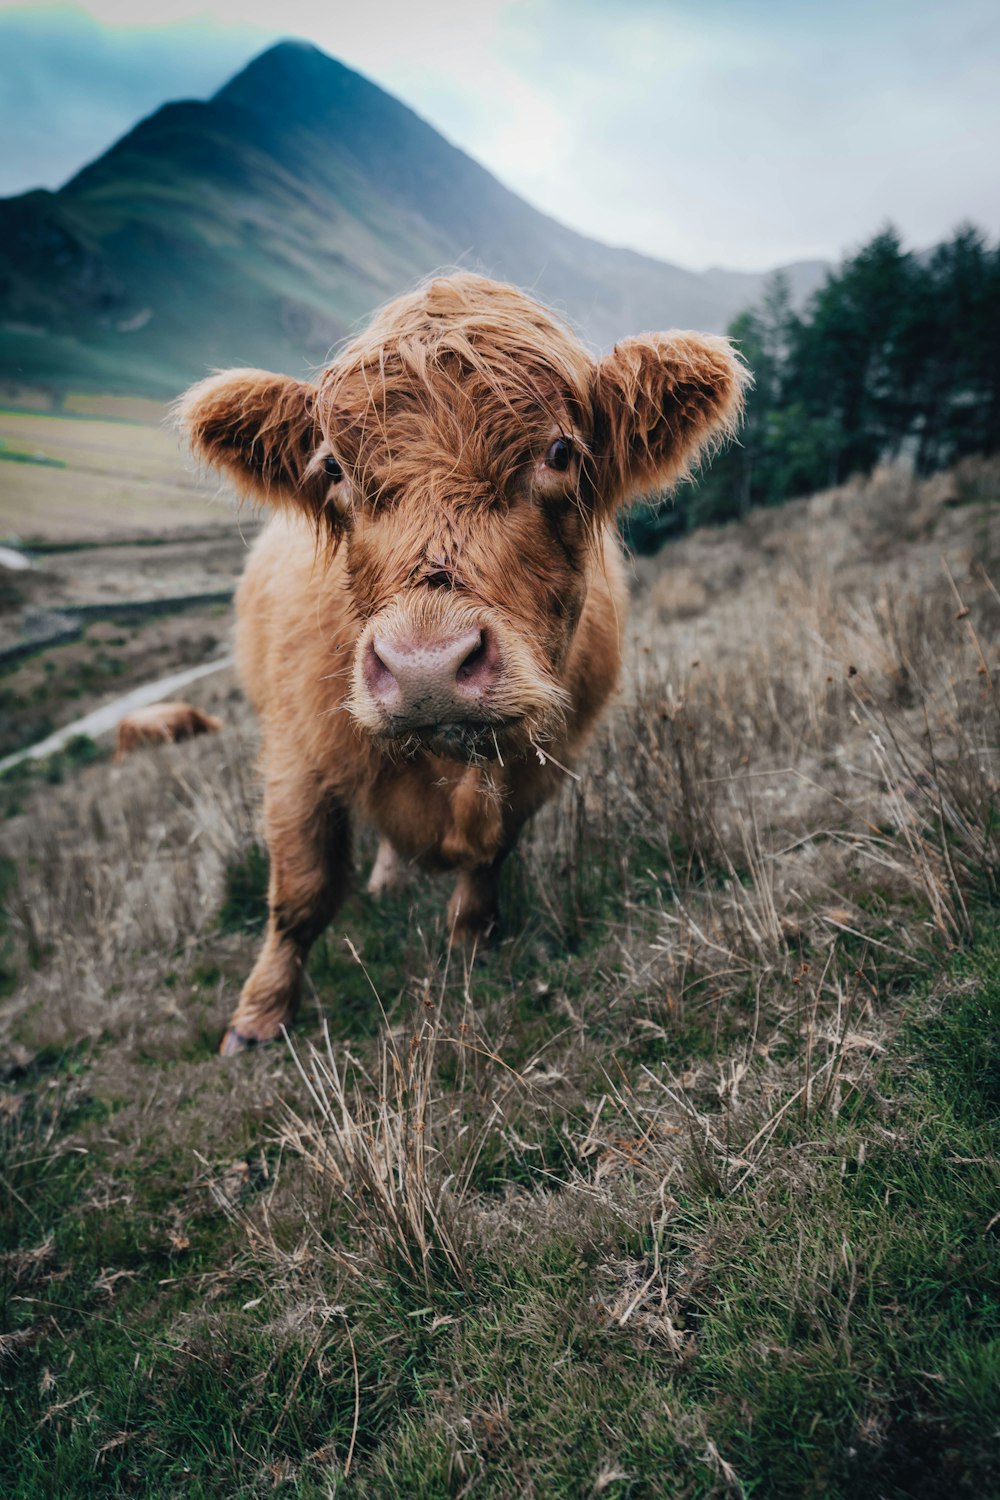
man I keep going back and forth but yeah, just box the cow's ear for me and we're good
[176,368,333,519]
[589,333,748,515]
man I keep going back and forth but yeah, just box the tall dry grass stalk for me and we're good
[281,1009,474,1289]
[276,941,531,1291]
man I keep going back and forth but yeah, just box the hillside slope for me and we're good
[2,460,999,1494]
[0,40,825,397]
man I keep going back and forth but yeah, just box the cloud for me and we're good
[449,0,1000,267]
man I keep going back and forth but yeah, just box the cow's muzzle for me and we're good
[349,599,569,760]
[364,621,502,725]
[351,612,512,754]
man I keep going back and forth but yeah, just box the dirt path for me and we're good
[0,654,233,773]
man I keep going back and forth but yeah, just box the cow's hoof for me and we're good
[219,1027,268,1057]
[448,917,497,950]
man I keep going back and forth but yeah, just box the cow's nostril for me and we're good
[455,629,496,690]
[365,637,398,700]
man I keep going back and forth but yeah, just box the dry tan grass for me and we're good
[209,459,1000,1310]
[281,1004,475,1289]
[6,460,999,1134]
[1,675,257,1045]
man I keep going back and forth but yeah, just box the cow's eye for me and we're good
[324,454,344,482]
[544,437,573,472]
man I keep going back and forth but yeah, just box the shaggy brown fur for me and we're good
[179,273,747,1051]
[114,702,223,762]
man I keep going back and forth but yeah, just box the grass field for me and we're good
[2,459,1000,1496]
[0,405,229,542]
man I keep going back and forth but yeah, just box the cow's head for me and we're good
[179,274,747,761]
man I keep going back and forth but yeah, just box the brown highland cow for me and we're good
[115,701,222,762]
[179,273,746,1054]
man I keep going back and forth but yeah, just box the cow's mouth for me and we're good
[390,718,520,763]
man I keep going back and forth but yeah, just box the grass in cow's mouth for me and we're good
[418,721,499,756]
[2,460,1000,1496]
[384,718,522,765]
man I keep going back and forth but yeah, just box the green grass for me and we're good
[3,898,999,1497]
[682,966,1000,1497]
[216,842,270,936]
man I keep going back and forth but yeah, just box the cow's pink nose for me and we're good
[364,624,500,722]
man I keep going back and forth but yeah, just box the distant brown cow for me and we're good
[180,273,746,1054]
[115,702,222,761]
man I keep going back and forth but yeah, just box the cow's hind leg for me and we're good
[366,837,403,897]
[221,778,351,1054]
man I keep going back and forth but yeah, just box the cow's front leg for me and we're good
[447,853,508,947]
[221,778,352,1054]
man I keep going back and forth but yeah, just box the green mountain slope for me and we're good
[0,40,826,398]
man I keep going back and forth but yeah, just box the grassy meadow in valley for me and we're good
[0,400,227,542]
[2,457,999,1496]
[0,396,254,761]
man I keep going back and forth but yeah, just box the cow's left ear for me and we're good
[176,368,333,520]
[589,333,749,515]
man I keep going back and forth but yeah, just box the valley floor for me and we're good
[2,461,1000,1497]
[0,396,258,760]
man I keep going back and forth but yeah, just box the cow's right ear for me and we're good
[176,368,333,520]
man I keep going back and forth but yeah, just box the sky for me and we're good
[1,0,997,273]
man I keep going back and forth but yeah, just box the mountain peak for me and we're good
[0,36,828,397]
[215,36,328,84]
[255,38,323,60]
[214,37,368,115]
